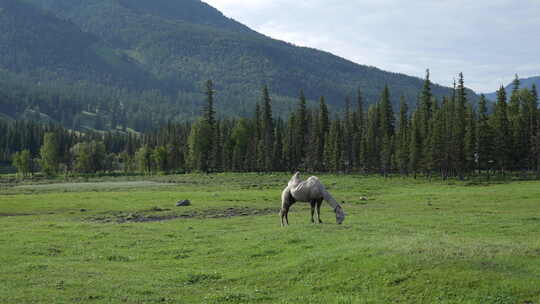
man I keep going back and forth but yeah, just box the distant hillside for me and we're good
[0,0,155,88]
[484,76,540,101]
[1,0,477,131]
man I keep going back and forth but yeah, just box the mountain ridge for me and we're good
[1,0,478,131]
[484,76,539,100]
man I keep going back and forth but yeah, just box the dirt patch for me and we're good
[14,181,173,192]
[88,207,278,223]
[0,213,32,217]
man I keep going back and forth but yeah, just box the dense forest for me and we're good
[0,0,477,131]
[3,74,539,179]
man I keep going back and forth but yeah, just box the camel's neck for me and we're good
[322,190,340,210]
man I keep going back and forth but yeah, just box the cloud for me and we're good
[203,0,540,92]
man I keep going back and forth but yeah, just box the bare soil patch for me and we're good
[0,213,32,217]
[87,207,277,223]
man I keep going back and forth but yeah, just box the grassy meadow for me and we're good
[1,173,540,303]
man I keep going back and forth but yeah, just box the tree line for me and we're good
[3,74,540,179]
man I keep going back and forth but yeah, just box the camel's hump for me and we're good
[307,176,320,182]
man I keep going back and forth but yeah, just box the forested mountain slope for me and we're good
[1,0,477,131]
[485,76,540,101]
[0,0,153,87]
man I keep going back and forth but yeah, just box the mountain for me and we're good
[1,0,477,131]
[0,0,154,87]
[484,76,540,101]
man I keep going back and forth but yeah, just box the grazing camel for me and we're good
[280,172,345,226]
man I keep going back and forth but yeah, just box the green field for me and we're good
[1,173,540,303]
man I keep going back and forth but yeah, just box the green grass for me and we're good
[1,173,540,303]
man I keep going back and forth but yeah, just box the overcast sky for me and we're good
[203,0,539,93]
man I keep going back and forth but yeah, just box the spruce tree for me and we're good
[230,119,250,171]
[284,113,297,170]
[343,97,354,170]
[379,85,395,138]
[261,86,275,171]
[203,80,216,171]
[426,101,445,177]
[295,90,308,167]
[453,73,467,178]
[396,96,409,175]
[317,97,330,170]
[378,86,394,175]
[213,121,223,172]
[491,86,511,173]
[529,85,539,170]
[419,69,433,135]
[507,75,523,170]
[273,119,284,171]
[354,89,366,171]
[409,112,421,178]
[325,119,343,172]
[365,105,380,172]
[476,94,495,176]
[464,104,477,175]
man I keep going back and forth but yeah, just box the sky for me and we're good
[202,0,539,93]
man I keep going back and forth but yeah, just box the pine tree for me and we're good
[253,103,263,171]
[396,96,409,175]
[379,86,395,138]
[213,121,223,172]
[529,85,539,170]
[491,86,511,173]
[261,86,275,171]
[230,119,251,171]
[464,104,477,174]
[203,80,216,171]
[533,121,540,177]
[354,89,365,171]
[324,119,343,172]
[476,94,495,176]
[283,113,297,170]
[317,97,330,170]
[295,90,308,167]
[419,69,433,135]
[273,119,284,171]
[343,97,354,171]
[409,112,421,178]
[365,105,380,172]
[441,96,454,179]
[378,86,394,175]
[453,73,467,178]
[426,100,445,177]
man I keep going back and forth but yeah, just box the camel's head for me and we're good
[335,206,345,224]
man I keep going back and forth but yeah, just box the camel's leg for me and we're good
[316,199,323,223]
[310,201,316,223]
[280,207,289,227]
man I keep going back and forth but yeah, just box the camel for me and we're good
[280,172,345,226]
